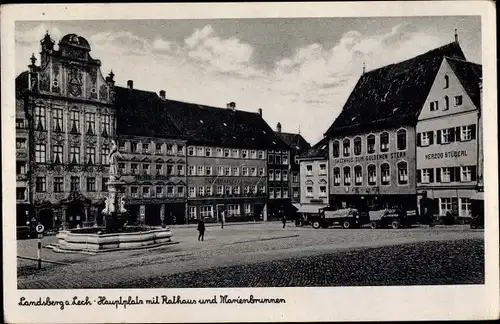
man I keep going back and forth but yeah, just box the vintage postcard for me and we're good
[1,2,498,323]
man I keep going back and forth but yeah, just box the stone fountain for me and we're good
[50,140,174,253]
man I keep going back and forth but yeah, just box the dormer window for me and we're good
[444,75,449,89]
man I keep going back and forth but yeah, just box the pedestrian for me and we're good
[221,209,225,229]
[281,210,286,229]
[197,218,206,241]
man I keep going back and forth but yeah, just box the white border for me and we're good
[2,2,498,323]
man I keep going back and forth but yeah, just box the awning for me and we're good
[296,204,329,214]
[470,192,484,201]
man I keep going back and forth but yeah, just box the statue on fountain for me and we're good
[102,139,126,233]
[108,139,123,181]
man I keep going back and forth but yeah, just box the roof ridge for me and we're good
[445,56,482,67]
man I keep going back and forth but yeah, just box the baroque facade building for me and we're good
[16,33,116,230]
[323,40,470,212]
[416,56,482,220]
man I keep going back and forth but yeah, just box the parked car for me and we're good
[311,207,370,229]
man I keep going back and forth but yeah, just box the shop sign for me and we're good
[333,151,406,164]
[424,150,468,160]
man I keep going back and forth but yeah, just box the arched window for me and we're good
[354,165,363,186]
[342,139,351,157]
[354,137,362,156]
[397,129,407,151]
[380,132,389,152]
[397,161,408,185]
[381,163,390,185]
[333,167,341,186]
[444,96,450,111]
[343,166,351,186]
[367,134,376,154]
[368,164,376,185]
[332,140,340,158]
[444,75,449,89]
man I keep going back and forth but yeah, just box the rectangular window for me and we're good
[319,186,327,197]
[251,167,257,177]
[355,168,363,185]
[197,147,204,156]
[119,163,125,174]
[70,146,80,164]
[206,186,212,196]
[198,186,205,197]
[368,166,376,185]
[102,177,109,192]
[189,186,196,198]
[153,186,162,197]
[268,153,274,164]
[16,161,27,175]
[156,143,163,154]
[16,187,26,200]
[334,168,341,186]
[259,185,266,194]
[101,145,110,165]
[244,185,250,195]
[232,167,239,176]
[205,147,212,157]
[35,106,46,131]
[234,186,240,195]
[200,206,213,218]
[259,167,265,177]
[232,149,239,158]
[441,167,451,182]
[225,166,231,176]
[143,163,150,174]
[54,177,64,193]
[217,185,223,195]
[293,188,299,198]
[367,136,375,154]
[244,204,253,215]
[441,128,451,144]
[268,169,274,181]
[197,165,205,176]
[166,144,174,155]
[440,198,452,216]
[188,146,195,156]
[461,125,476,141]
[249,150,255,159]
[101,115,110,136]
[188,165,195,176]
[242,150,248,158]
[455,95,463,106]
[206,166,213,176]
[70,176,80,192]
[282,188,289,198]
[131,142,138,153]
[16,138,27,149]
[142,143,150,154]
[282,154,288,165]
[461,166,472,182]
[306,165,313,176]
[216,148,223,157]
[343,168,351,186]
[86,147,96,164]
[177,165,185,175]
[224,149,230,158]
[227,204,240,217]
[177,145,184,155]
[225,185,232,196]
[188,206,197,219]
[319,164,327,175]
[275,170,281,181]
[430,101,439,111]
[421,168,434,183]
[460,198,471,217]
[131,187,138,198]
[217,166,224,176]
[177,186,184,197]
[131,163,138,174]
[85,113,95,135]
[269,187,275,199]
[86,177,96,192]
[16,118,25,129]
[70,111,79,133]
[258,151,264,159]
[35,144,46,163]
[420,132,430,146]
[156,164,163,174]
[275,155,282,165]
[35,177,46,192]
[292,172,299,183]
[242,167,249,176]
[306,186,313,197]
[53,145,63,164]
[283,170,288,181]
[166,186,174,197]
[53,108,63,132]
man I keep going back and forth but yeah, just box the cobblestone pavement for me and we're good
[17,222,483,289]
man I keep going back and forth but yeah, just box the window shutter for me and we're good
[471,166,477,181]
[416,133,421,147]
[436,130,441,144]
[455,166,461,182]
[416,169,421,183]
[449,127,455,142]
[429,168,434,183]
[429,131,434,145]
[455,127,461,141]
[471,124,477,140]
[436,168,441,182]
[450,167,455,182]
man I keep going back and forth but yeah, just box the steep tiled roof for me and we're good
[16,71,29,98]
[114,87,182,139]
[324,41,466,137]
[299,137,329,159]
[276,132,311,152]
[162,99,289,150]
[446,57,482,109]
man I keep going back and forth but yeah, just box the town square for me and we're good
[13,16,485,289]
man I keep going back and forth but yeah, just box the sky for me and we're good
[15,17,481,145]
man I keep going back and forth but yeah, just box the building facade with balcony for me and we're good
[275,122,311,204]
[15,32,116,230]
[16,93,31,226]
[297,138,329,214]
[323,40,468,211]
[416,56,482,220]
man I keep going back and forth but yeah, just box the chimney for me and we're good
[258,108,262,117]
[276,122,282,133]
[159,90,166,100]
[127,80,134,89]
[454,29,458,42]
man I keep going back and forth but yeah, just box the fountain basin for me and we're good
[53,226,174,252]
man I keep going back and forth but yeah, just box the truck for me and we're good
[310,207,370,229]
[368,208,417,229]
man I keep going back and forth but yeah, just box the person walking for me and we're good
[281,210,286,229]
[197,218,206,241]
[221,208,225,229]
